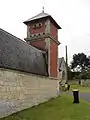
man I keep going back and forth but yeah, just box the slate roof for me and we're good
[0,28,47,76]
[24,12,61,29]
[24,12,49,22]
[58,57,65,71]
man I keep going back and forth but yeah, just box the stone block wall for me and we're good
[0,68,58,117]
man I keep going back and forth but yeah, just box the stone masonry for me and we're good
[0,68,58,118]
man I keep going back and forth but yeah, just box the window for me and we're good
[33,23,42,29]
[43,32,45,35]
[39,23,42,27]
[33,24,36,29]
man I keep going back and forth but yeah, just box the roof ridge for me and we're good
[30,12,48,19]
[23,12,61,29]
[24,12,50,23]
[0,28,47,76]
[58,57,64,60]
[29,12,50,19]
[0,28,45,52]
[0,28,24,42]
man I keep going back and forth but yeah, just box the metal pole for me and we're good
[65,45,68,83]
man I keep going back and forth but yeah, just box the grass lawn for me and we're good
[70,84,90,93]
[1,95,90,120]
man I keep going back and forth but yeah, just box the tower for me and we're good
[24,9,61,78]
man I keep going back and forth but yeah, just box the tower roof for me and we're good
[24,12,61,29]
[24,12,49,22]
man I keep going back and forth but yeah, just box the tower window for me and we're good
[33,23,42,29]
[33,24,36,29]
[39,23,41,27]
[39,23,42,27]
[43,32,45,35]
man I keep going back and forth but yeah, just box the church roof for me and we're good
[24,12,61,29]
[0,28,47,76]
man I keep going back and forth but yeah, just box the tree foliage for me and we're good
[70,53,90,79]
[71,53,90,72]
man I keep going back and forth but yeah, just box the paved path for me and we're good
[79,93,90,102]
[61,91,90,102]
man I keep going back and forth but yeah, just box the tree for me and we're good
[70,53,90,79]
[71,53,90,72]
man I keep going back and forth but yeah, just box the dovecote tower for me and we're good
[24,9,61,78]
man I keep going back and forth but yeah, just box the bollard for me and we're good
[72,89,79,103]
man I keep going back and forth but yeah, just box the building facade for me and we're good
[24,10,61,78]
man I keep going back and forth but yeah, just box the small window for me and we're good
[39,23,42,27]
[33,23,42,29]
[39,23,41,27]
[33,24,36,29]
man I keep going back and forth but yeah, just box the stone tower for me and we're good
[24,10,61,78]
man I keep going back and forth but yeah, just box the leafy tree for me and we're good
[70,53,90,79]
[71,53,90,72]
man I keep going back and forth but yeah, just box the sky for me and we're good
[0,0,90,64]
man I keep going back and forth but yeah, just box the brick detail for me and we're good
[50,22,57,39]
[45,19,50,34]
[26,17,60,78]
[50,41,58,77]
[29,21,45,34]
[30,39,46,50]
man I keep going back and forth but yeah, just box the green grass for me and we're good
[1,95,90,120]
[70,84,90,93]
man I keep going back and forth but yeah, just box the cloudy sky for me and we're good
[0,0,90,64]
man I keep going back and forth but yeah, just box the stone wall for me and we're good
[0,68,58,117]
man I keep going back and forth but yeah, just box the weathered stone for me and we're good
[0,68,58,118]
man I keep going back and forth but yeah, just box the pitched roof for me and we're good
[58,57,65,71]
[0,28,47,76]
[24,12,49,22]
[24,12,61,29]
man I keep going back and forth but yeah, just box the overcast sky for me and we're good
[0,0,90,64]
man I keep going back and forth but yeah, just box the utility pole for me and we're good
[65,45,68,83]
